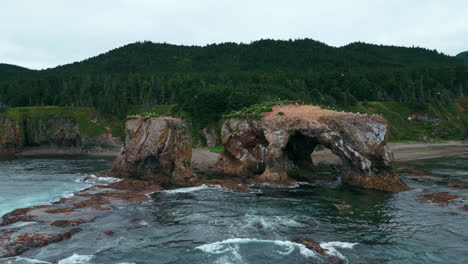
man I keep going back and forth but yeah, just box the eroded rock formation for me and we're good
[0,117,24,156]
[110,117,196,185]
[0,117,120,156]
[217,104,409,191]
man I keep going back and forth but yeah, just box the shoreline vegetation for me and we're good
[1,100,467,162]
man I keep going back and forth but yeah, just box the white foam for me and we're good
[4,257,51,264]
[75,174,121,185]
[196,238,316,258]
[240,215,303,231]
[57,254,94,264]
[196,238,357,262]
[320,241,358,262]
[162,184,221,194]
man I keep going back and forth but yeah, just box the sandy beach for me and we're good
[14,141,468,168]
[190,141,468,170]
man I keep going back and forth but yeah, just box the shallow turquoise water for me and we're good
[0,156,114,217]
[0,155,468,264]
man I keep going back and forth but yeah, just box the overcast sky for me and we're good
[1,0,467,70]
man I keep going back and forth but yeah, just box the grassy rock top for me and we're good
[0,106,123,139]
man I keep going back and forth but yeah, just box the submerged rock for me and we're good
[448,181,468,189]
[110,117,196,185]
[0,177,163,257]
[218,104,409,191]
[0,228,82,257]
[417,190,462,206]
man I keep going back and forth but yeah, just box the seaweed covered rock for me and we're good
[218,104,409,191]
[110,117,196,185]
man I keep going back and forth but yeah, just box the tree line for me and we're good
[0,39,467,125]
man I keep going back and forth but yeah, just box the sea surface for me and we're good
[0,155,467,264]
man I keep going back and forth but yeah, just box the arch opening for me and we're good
[284,132,319,180]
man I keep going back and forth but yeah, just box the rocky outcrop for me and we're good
[217,104,409,191]
[0,117,24,155]
[0,117,120,156]
[0,178,163,258]
[201,127,219,147]
[110,117,196,185]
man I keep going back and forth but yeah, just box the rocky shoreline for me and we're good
[1,105,468,259]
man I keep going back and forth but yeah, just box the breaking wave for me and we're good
[196,238,357,263]
[162,184,222,194]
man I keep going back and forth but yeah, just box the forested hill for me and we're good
[0,39,467,125]
[42,40,456,74]
[457,51,468,61]
[0,63,33,80]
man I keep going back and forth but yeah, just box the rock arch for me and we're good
[217,104,409,191]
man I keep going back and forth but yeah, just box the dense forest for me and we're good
[457,51,468,62]
[0,39,467,127]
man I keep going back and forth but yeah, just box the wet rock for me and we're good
[0,228,82,258]
[49,217,95,227]
[72,195,112,211]
[110,117,196,185]
[45,208,77,214]
[104,231,115,236]
[417,190,461,206]
[0,177,162,257]
[292,238,344,264]
[218,104,409,191]
[448,182,468,189]
[104,179,163,193]
[460,205,468,211]
[1,205,48,226]
[14,228,81,249]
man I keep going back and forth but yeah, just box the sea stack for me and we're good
[217,104,409,191]
[110,117,196,185]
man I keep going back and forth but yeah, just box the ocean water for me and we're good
[0,155,468,264]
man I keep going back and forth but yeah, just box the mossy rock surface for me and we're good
[0,106,123,139]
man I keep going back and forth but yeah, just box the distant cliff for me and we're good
[0,106,123,156]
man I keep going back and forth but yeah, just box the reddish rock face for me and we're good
[1,206,48,226]
[218,104,409,191]
[110,117,196,185]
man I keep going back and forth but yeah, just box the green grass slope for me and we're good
[0,106,124,139]
[340,99,468,141]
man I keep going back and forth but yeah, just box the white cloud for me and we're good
[0,0,467,69]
